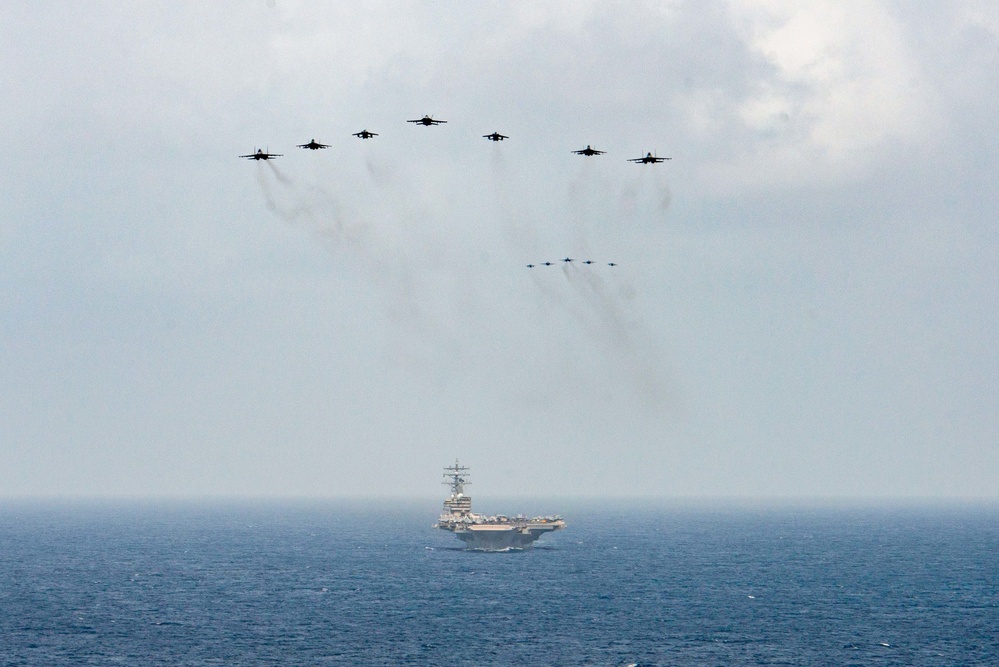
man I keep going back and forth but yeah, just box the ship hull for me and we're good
[452,527,550,551]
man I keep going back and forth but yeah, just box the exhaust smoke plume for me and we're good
[253,147,675,415]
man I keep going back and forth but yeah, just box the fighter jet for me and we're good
[483,132,508,142]
[297,139,330,150]
[572,145,605,156]
[240,149,281,160]
[353,130,378,139]
[628,152,671,164]
[526,264,535,268]
[562,257,573,263]
[582,260,595,265]
[407,115,447,126]
[607,262,617,267]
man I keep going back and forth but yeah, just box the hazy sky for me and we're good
[2,1,997,499]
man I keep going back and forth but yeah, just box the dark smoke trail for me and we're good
[654,168,672,212]
[253,152,470,375]
[490,144,541,255]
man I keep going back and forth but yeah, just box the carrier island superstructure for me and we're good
[436,461,566,550]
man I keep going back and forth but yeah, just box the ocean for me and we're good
[0,500,996,666]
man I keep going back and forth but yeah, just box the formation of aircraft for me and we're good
[628,152,670,164]
[572,145,606,156]
[240,149,281,160]
[408,115,447,126]
[243,115,674,165]
[526,259,617,267]
[297,139,330,150]
[244,115,667,276]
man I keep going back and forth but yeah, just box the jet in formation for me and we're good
[353,130,378,139]
[408,115,447,126]
[297,139,331,150]
[483,132,508,142]
[628,152,670,164]
[240,149,281,160]
[573,145,605,156]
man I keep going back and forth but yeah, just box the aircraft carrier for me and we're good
[435,461,566,551]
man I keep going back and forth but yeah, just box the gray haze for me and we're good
[1,1,997,498]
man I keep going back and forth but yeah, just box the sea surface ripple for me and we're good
[0,500,996,666]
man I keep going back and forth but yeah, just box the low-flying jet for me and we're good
[572,145,605,156]
[583,260,595,265]
[353,130,378,139]
[562,257,573,263]
[526,264,535,268]
[628,152,671,164]
[240,149,281,160]
[542,262,553,266]
[297,139,330,150]
[607,262,617,267]
[483,132,508,142]
[407,115,447,126]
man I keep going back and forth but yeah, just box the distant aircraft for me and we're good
[297,139,330,150]
[628,152,671,164]
[353,130,378,139]
[240,149,281,160]
[483,132,508,142]
[533,258,614,268]
[572,145,605,156]
[407,115,447,126]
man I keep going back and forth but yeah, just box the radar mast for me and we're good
[443,460,471,496]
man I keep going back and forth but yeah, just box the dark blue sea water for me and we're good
[1,500,996,666]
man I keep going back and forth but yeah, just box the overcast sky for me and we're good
[2,1,997,499]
